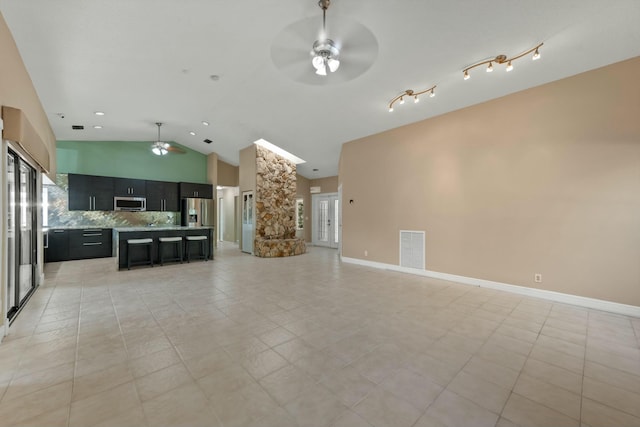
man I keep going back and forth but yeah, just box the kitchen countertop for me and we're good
[113,225,213,232]
[44,225,114,231]
[45,225,213,232]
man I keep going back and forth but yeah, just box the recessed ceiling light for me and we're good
[93,125,103,129]
[94,111,105,116]
[189,131,196,136]
[202,121,210,126]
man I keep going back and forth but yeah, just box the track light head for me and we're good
[532,48,540,60]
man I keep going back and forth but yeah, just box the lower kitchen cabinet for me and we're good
[45,228,112,262]
[45,229,69,262]
[69,229,112,259]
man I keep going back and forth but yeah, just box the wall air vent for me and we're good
[399,230,425,270]
[71,125,84,130]
[203,139,212,144]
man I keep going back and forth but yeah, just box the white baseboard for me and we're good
[341,256,640,318]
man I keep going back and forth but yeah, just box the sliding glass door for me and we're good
[6,149,38,322]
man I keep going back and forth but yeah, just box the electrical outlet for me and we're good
[364,250,368,257]
[534,273,542,283]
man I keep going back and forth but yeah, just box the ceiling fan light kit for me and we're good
[152,122,169,156]
[150,122,186,155]
[311,0,340,76]
[152,142,169,156]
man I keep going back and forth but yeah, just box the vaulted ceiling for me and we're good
[2,1,639,177]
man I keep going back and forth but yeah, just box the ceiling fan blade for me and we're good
[166,145,186,154]
[271,14,377,85]
[272,46,311,69]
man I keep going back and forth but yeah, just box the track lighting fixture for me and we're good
[388,85,436,112]
[463,43,543,80]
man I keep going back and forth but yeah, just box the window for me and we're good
[296,198,304,230]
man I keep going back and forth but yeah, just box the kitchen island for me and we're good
[113,226,214,269]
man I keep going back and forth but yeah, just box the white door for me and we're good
[218,197,224,241]
[241,191,254,254]
[312,193,339,248]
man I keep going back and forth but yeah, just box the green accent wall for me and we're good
[56,140,208,183]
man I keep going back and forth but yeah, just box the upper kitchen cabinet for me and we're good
[146,180,179,212]
[179,182,213,199]
[114,178,146,197]
[68,174,114,211]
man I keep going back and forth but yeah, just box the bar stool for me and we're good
[127,238,153,270]
[185,235,208,262]
[159,236,183,266]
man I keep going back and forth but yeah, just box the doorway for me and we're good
[6,149,38,322]
[312,193,339,248]
[218,196,224,242]
[241,191,254,254]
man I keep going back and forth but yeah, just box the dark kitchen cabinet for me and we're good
[179,182,213,199]
[146,180,179,212]
[114,178,146,197]
[68,229,112,259]
[68,174,114,211]
[45,229,69,262]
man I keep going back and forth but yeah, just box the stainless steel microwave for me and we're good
[114,196,146,211]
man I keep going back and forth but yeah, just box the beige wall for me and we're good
[216,159,239,243]
[219,187,237,242]
[310,176,338,194]
[218,160,239,187]
[1,12,57,334]
[206,153,219,246]
[296,174,311,242]
[239,145,256,252]
[0,13,56,174]
[340,57,640,306]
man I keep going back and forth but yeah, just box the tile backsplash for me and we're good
[45,174,179,228]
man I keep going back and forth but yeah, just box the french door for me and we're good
[6,149,38,322]
[312,193,339,248]
[241,191,254,254]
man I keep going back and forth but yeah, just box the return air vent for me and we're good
[399,230,425,270]
[71,125,84,130]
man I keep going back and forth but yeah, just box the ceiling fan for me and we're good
[270,0,378,85]
[151,122,185,155]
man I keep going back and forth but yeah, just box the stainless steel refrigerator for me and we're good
[181,198,214,227]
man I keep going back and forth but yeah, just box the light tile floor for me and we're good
[1,243,639,427]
